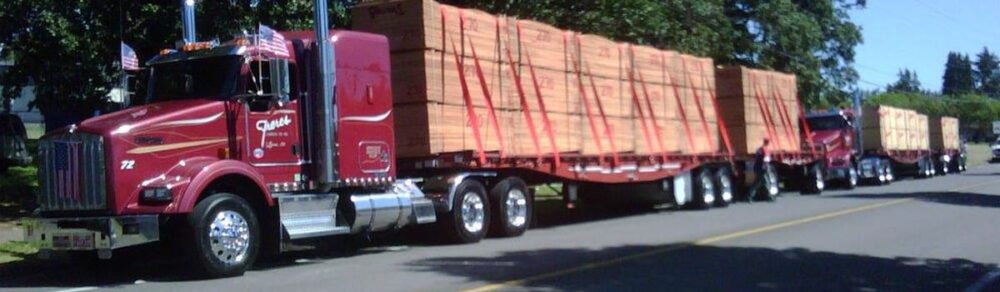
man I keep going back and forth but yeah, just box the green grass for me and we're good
[0,241,37,264]
[965,143,992,167]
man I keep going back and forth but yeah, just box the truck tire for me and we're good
[800,164,825,195]
[488,177,532,238]
[187,193,260,278]
[760,165,780,201]
[440,179,490,243]
[714,168,734,207]
[690,170,716,209]
[845,163,858,190]
[880,163,893,185]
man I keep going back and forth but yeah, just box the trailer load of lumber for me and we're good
[929,116,960,150]
[713,66,802,154]
[861,105,929,151]
[353,0,719,158]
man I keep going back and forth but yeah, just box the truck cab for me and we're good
[24,30,438,277]
[804,110,859,188]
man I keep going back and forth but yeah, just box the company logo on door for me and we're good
[257,115,292,148]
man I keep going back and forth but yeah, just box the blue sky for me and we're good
[848,0,1000,92]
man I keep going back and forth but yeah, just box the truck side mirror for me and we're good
[269,59,290,104]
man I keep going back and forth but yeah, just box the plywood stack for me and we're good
[714,66,801,154]
[355,0,719,158]
[929,116,960,150]
[860,105,929,151]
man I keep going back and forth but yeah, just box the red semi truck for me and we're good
[23,11,833,278]
[804,109,965,188]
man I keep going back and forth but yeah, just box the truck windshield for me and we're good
[148,56,242,103]
[807,116,850,131]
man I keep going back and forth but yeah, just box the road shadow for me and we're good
[828,192,1000,209]
[407,244,998,291]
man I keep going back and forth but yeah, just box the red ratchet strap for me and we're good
[795,90,818,156]
[504,22,542,162]
[624,52,656,159]
[701,69,735,157]
[768,77,797,150]
[442,7,487,164]
[518,21,561,167]
[750,74,780,150]
[626,67,657,158]
[681,58,715,154]
[566,33,607,163]
[632,47,669,162]
[664,53,698,161]
[579,38,621,166]
[461,10,507,158]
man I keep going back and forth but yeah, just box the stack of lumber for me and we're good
[929,116,960,150]
[861,105,929,151]
[354,0,719,158]
[714,66,802,154]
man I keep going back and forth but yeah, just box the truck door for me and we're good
[245,60,303,175]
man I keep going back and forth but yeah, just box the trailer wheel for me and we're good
[187,193,260,278]
[878,161,895,185]
[690,170,716,209]
[800,164,825,195]
[761,165,780,201]
[714,168,734,207]
[440,179,490,243]
[845,163,858,190]
[488,177,531,238]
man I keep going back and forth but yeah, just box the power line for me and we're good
[911,0,1000,41]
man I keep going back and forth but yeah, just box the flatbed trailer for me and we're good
[858,149,934,184]
[22,0,833,278]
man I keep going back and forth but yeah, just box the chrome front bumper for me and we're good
[23,215,159,258]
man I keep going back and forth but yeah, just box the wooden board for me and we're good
[714,66,801,154]
[930,116,960,150]
[391,50,512,109]
[362,0,726,157]
[394,102,509,157]
[572,33,624,80]
[506,19,571,72]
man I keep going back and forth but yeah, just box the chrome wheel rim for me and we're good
[702,174,716,204]
[461,192,485,233]
[505,189,528,227]
[208,210,250,265]
[815,170,825,191]
[718,174,733,202]
[766,171,779,197]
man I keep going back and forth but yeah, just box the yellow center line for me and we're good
[464,177,1000,292]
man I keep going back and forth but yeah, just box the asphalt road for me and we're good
[3,164,1000,292]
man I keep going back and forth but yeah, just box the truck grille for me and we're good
[37,132,107,211]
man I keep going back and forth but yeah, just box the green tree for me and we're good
[974,47,1000,98]
[942,51,975,96]
[886,69,920,93]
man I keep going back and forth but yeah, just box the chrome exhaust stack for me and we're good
[312,0,338,191]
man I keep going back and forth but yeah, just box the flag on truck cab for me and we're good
[258,24,290,57]
[120,42,140,71]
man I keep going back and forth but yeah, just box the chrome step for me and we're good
[278,194,350,240]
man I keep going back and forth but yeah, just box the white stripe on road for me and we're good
[52,287,98,292]
[966,267,1000,292]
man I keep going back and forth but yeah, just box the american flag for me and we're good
[121,42,140,71]
[53,141,80,201]
[258,24,290,57]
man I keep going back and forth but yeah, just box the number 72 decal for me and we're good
[121,160,136,170]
